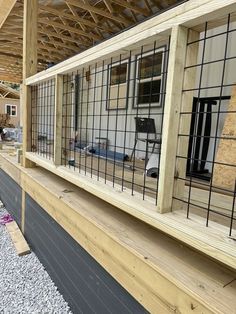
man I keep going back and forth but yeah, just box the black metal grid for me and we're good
[61,40,170,205]
[31,79,55,160]
[175,15,236,236]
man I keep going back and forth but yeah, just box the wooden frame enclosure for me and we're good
[22,0,236,270]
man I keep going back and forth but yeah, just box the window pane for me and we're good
[110,63,127,85]
[12,106,16,116]
[6,105,11,115]
[138,79,161,105]
[139,52,163,79]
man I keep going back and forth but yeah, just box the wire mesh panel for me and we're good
[31,79,55,160]
[175,15,236,236]
[61,39,170,205]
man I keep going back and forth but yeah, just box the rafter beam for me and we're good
[66,0,131,26]
[103,0,114,13]
[38,18,101,41]
[39,4,113,33]
[112,0,149,16]
[0,0,17,28]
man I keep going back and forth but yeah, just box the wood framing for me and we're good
[23,151,236,271]
[1,152,236,313]
[25,0,236,85]
[22,0,38,168]
[172,29,200,211]
[157,25,188,213]
[54,75,63,166]
[0,0,16,28]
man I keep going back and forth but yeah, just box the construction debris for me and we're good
[0,114,14,128]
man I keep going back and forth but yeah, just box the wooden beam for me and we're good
[66,0,131,26]
[54,75,63,166]
[103,0,114,13]
[38,28,90,47]
[157,25,188,213]
[26,0,236,85]
[172,30,200,211]
[6,221,30,256]
[0,0,16,28]
[39,4,112,33]
[66,3,86,31]
[38,18,101,41]
[22,0,38,168]
[111,0,149,16]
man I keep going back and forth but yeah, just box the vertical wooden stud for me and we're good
[157,25,188,213]
[172,30,200,210]
[22,0,38,167]
[54,75,63,166]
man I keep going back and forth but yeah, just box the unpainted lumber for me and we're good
[6,221,30,256]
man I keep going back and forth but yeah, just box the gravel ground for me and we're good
[0,205,72,314]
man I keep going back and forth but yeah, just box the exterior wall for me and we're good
[0,98,20,127]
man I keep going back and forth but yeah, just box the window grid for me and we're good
[61,40,170,205]
[31,79,55,161]
[174,15,236,237]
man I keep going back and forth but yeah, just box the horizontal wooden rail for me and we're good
[25,0,236,85]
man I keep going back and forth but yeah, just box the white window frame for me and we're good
[5,104,17,117]
[108,58,129,87]
[134,47,165,108]
[107,58,129,110]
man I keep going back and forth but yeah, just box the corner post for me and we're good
[157,25,188,213]
[54,75,63,166]
[22,0,38,168]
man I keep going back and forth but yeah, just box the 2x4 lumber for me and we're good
[172,29,200,211]
[54,75,63,166]
[66,3,86,31]
[6,221,30,256]
[66,0,131,26]
[38,28,90,47]
[38,18,101,41]
[39,4,113,33]
[103,0,114,13]
[0,0,16,28]
[26,0,236,85]
[157,25,188,213]
[22,0,38,168]
[111,0,149,16]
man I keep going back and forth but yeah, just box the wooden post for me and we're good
[172,30,200,211]
[157,25,188,213]
[22,0,38,168]
[54,75,63,166]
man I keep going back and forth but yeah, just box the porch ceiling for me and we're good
[0,0,183,83]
